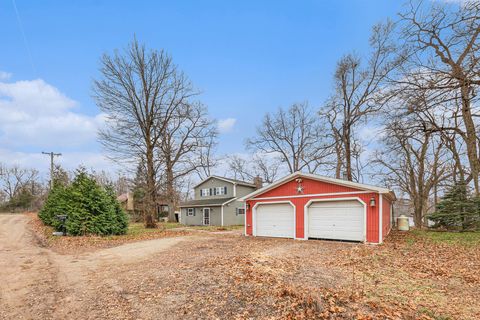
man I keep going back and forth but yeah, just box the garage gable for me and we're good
[250,177,363,199]
[241,172,393,201]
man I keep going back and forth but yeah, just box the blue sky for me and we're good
[0,0,405,177]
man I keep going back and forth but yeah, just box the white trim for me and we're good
[390,202,394,233]
[252,201,297,239]
[215,186,227,196]
[379,194,383,244]
[200,188,211,197]
[233,184,237,197]
[303,197,367,242]
[252,190,372,201]
[221,205,224,226]
[241,171,394,201]
[244,201,247,236]
[203,207,211,226]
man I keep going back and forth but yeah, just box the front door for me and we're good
[203,208,210,225]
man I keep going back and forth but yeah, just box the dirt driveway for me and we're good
[0,214,186,319]
[1,214,479,319]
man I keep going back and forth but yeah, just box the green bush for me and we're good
[39,168,128,236]
[429,182,480,231]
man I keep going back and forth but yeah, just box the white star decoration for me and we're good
[296,185,304,194]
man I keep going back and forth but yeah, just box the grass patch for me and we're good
[418,307,452,320]
[127,222,181,236]
[411,229,480,245]
[186,225,243,232]
[29,213,189,254]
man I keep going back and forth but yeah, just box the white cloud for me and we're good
[0,78,105,148]
[0,75,122,178]
[218,118,236,133]
[0,71,12,81]
[359,125,385,143]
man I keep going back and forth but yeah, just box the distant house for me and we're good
[117,192,134,212]
[179,176,261,226]
[117,192,173,221]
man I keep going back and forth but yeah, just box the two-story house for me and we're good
[179,176,260,226]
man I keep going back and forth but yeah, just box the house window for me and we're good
[215,186,226,195]
[200,188,210,197]
[187,208,194,216]
[236,208,245,215]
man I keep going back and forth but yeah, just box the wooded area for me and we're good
[2,0,479,231]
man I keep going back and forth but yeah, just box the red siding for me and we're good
[245,178,382,243]
[258,178,361,198]
[382,197,391,240]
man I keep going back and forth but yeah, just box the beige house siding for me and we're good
[222,200,246,225]
[195,178,234,199]
[180,176,257,226]
[181,206,222,226]
[235,184,256,198]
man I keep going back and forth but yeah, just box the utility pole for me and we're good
[42,151,62,189]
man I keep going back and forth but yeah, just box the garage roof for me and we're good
[240,172,396,201]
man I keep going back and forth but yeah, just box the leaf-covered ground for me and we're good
[17,214,480,319]
[28,213,191,254]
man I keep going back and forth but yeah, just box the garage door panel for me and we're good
[308,200,364,241]
[255,203,294,238]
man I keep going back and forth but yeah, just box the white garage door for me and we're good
[308,200,364,241]
[255,203,294,238]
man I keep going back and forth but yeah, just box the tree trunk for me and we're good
[413,198,424,228]
[460,84,480,196]
[165,165,176,222]
[145,145,157,228]
[343,128,353,181]
[335,142,342,179]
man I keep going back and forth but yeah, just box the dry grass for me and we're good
[29,213,190,254]
[26,213,479,319]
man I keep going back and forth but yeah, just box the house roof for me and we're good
[193,175,256,188]
[240,172,396,201]
[117,193,128,203]
[179,197,236,207]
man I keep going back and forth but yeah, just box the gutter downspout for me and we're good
[221,205,224,226]
[244,201,247,236]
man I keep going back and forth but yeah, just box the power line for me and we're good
[12,0,37,76]
[42,152,62,189]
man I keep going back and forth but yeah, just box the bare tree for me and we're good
[226,154,280,184]
[226,155,251,181]
[374,108,452,227]
[0,164,39,200]
[321,104,344,179]
[247,102,333,174]
[159,102,217,221]
[93,38,197,227]
[398,0,480,194]
[324,21,404,181]
[192,134,218,180]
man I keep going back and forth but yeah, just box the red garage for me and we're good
[241,172,396,244]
